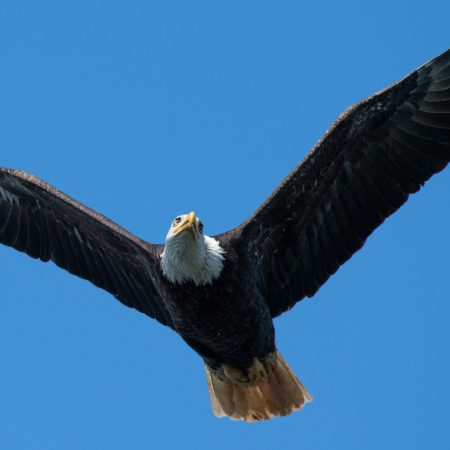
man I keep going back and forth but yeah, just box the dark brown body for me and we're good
[157,239,276,370]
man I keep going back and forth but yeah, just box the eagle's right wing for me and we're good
[0,168,174,328]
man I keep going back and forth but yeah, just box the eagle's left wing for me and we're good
[226,48,450,318]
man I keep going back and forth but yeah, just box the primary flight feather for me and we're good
[1,49,449,421]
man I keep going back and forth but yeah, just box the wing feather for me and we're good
[0,168,173,328]
[228,48,450,318]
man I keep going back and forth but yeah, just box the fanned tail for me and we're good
[205,351,312,422]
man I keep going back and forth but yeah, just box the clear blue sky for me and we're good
[0,2,448,449]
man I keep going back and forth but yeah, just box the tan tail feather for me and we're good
[205,352,312,422]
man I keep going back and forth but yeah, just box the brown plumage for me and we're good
[0,48,449,421]
[206,352,312,421]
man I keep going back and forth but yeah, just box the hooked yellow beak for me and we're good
[173,211,197,237]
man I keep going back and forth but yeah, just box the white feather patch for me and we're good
[161,234,225,286]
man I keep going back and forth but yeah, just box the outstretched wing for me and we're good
[230,48,450,318]
[0,168,173,327]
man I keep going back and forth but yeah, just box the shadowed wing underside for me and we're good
[0,169,173,327]
[229,48,450,318]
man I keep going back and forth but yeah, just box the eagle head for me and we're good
[160,212,225,286]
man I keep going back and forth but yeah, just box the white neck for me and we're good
[160,235,225,286]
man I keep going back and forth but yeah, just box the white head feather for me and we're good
[160,212,225,286]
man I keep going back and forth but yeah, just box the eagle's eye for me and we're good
[172,217,181,227]
[198,222,204,233]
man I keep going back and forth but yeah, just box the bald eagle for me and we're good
[1,49,449,422]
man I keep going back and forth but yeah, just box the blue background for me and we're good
[0,2,448,449]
